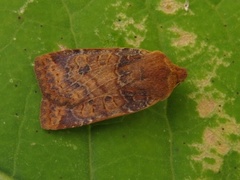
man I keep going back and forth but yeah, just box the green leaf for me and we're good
[1,0,240,179]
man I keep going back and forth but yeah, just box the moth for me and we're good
[34,48,187,130]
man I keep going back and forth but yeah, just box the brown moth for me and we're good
[34,48,187,130]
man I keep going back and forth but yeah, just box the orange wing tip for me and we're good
[176,67,187,83]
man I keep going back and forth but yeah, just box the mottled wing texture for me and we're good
[34,48,187,130]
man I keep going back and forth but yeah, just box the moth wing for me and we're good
[36,48,154,130]
[40,95,128,130]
